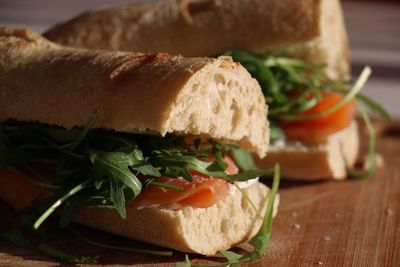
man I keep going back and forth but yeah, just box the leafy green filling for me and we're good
[0,119,275,263]
[0,120,271,226]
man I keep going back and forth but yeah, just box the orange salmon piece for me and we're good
[280,91,355,142]
[133,156,238,209]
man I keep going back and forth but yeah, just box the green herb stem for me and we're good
[234,183,263,220]
[149,181,184,192]
[278,67,371,121]
[69,113,97,151]
[249,163,280,254]
[355,93,392,120]
[349,102,377,178]
[6,166,58,189]
[34,180,91,229]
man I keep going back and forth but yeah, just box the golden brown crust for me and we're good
[289,0,350,78]
[256,121,359,180]
[44,0,319,54]
[44,0,349,78]
[74,182,279,255]
[0,27,269,157]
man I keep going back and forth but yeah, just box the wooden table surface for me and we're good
[0,120,399,266]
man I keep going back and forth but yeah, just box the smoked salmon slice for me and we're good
[280,91,355,142]
[133,156,238,209]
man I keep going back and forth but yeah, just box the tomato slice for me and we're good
[133,156,237,209]
[279,91,355,142]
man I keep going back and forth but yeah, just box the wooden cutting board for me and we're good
[0,120,399,266]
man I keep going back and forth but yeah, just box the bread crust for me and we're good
[289,0,350,78]
[0,27,269,157]
[74,181,279,255]
[256,121,359,180]
[43,0,349,78]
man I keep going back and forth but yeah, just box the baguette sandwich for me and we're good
[44,0,389,180]
[0,27,279,260]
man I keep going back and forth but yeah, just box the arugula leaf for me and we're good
[90,150,143,196]
[110,177,127,218]
[130,161,161,177]
[231,147,258,171]
[226,169,274,182]
[88,148,150,218]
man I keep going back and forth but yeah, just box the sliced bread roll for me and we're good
[256,121,359,180]
[0,27,278,255]
[43,0,349,78]
[0,27,269,157]
[75,181,279,255]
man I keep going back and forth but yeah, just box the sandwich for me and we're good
[44,0,390,180]
[0,27,279,263]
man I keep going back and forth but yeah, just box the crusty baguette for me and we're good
[43,0,349,78]
[74,181,279,255]
[0,27,279,255]
[256,121,359,180]
[0,27,269,157]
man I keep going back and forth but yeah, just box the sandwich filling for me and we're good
[0,119,279,264]
[0,119,272,228]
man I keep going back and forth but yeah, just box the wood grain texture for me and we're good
[0,120,399,266]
